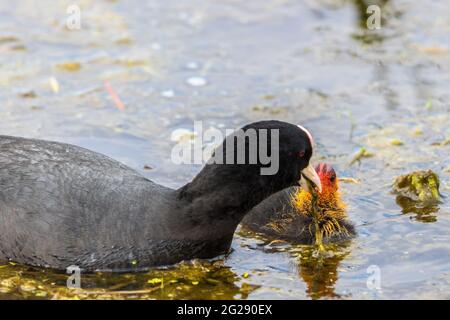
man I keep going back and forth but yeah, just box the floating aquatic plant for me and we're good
[349,147,374,165]
[393,170,440,204]
[392,170,441,222]
[56,62,82,72]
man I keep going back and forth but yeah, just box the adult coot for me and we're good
[0,120,321,271]
[241,163,355,244]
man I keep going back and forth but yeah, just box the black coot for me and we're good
[0,120,320,271]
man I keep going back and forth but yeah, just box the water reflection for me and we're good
[395,195,440,223]
[251,234,354,300]
[294,242,352,299]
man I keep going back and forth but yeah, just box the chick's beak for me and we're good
[300,163,322,193]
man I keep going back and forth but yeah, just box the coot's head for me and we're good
[236,120,321,191]
[182,120,321,212]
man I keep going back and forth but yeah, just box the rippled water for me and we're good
[0,0,449,299]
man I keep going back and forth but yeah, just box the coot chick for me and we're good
[242,163,355,244]
[0,120,321,271]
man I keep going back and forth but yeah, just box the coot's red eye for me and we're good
[298,151,305,158]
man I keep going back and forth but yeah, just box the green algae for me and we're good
[392,170,442,221]
[0,260,259,300]
[393,170,441,204]
[349,147,375,165]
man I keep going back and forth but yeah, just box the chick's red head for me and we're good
[292,162,343,211]
[315,163,339,195]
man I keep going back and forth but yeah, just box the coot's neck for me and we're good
[177,163,289,236]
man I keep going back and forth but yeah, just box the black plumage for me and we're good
[0,120,315,271]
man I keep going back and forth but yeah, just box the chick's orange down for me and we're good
[241,163,355,244]
[291,163,349,239]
